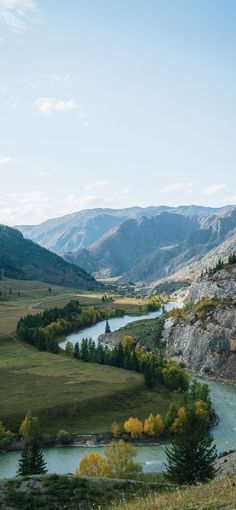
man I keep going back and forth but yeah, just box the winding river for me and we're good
[0,302,236,479]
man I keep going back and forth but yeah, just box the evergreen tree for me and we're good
[18,438,47,476]
[105,320,111,333]
[144,363,153,388]
[165,410,218,484]
[73,341,80,359]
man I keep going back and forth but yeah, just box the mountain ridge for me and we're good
[0,225,100,290]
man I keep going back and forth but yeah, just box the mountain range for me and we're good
[17,205,236,286]
[0,225,99,290]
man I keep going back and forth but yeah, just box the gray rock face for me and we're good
[163,307,236,374]
[187,268,236,303]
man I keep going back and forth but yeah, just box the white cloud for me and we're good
[203,184,226,195]
[0,154,14,164]
[34,97,79,115]
[0,191,116,225]
[0,0,40,32]
[85,180,110,191]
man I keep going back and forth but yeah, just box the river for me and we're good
[0,302,235,479]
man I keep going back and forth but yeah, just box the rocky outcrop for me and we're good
[163,304,236,375]
[187,267,236,303]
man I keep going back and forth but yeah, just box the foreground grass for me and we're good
[2,475,236,510]
[0,337,181,433]
[1,475,169,510]
[112,475,236,510]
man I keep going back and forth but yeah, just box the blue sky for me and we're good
[0,0,236,225]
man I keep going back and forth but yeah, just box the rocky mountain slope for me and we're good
[163,267,236,376]
[0,225,99,290]
[17,205,232,253]
[65,207,236,284]
[167,232,236,283]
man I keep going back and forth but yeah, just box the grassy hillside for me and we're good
[1,474,235,509]
[112,475,236,510]
[0,224,99,290]
[0,336,181,433]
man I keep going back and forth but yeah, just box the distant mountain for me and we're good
[0,225,99,290]
[167,231,236,282]
[16,205,236,285]
[17,205,233,253]
[64,208,236,284]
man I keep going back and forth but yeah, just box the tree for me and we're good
[124,417,143,438]
[105,320,111,333]
[19,412,40,440]
[105,440,142,479]
[153,414,165,436]
[73,341,80,359]
[77,441,142,480]
[144,414,155,436]
[0,421,12,448]
[165,409,218,485]
[111,422,121,438]
[65,341,74,355]
[18,437,47,476]
[77,452,108,477]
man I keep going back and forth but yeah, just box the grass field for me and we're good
[112,475,236,510]
[0,336,181,434]
[0,278,181,435]
[0,279,144,336]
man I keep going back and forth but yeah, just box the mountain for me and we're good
[17,205,236,285]
[164,231,236,283]
[0,225,99,290]
[64,207,236,284]
[17,205,233,253]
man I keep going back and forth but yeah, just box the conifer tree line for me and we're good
[70,334,190,392]
[16,300,125,354]
[202,252,236,277]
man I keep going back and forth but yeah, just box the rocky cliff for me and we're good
[163,267,236,377]
[187,267,236,303]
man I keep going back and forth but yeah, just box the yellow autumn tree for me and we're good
[65,341,74,355]
[19,412,40,439]
[111,422,121,438]
[153,414,165,435]
[171,406,187,433]
[105,440,142,479]
[144,414,155,436]
[195,400,210,424]
[77,452,108,477]
[122,335,135,349]
[124,417,143,438]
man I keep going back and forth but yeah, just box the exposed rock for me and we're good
[187,267,236,303]
[164,308,235,374]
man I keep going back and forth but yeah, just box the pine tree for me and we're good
[165,410,218,485]
[105,320,111,333]
[18,438,47,476]
[18,441,31,476]
[73,341,80,359]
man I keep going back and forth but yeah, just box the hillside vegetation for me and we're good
[112,475,236,510]
[0,336,181,433]
[0,225,99,289]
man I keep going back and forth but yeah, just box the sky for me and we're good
[0,0,236,225]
